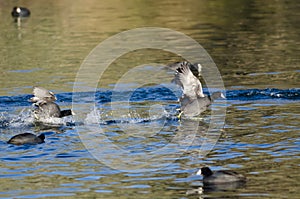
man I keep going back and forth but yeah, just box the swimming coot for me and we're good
[11,7,31,17]
[196,167,247,184]
[7,133,45,145]
[30,87,74,120]
[174,62,225,117]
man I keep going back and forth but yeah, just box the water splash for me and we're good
[0,108,33,129]
[84,108,102,125]
[0,87,298,128]
[84,102,172,126]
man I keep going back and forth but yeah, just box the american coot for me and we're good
[167,61,202,77]
[174,62,225,117]
[11,7,31,18]
[196,167,247,184]
[7,133,45,145]
[30,87,74,120]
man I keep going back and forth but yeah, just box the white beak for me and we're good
[196,169,202,176]
[220,93,226,99]
[196,63,202,73]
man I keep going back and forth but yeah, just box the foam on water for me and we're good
[0,108,33,128]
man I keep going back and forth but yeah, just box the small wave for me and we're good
[226,88,300,100]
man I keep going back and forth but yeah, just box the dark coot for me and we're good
[196,167,247,184]
[7,133,45,145]
[11,7,31,17]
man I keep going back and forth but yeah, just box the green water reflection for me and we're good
[0,0,299,95]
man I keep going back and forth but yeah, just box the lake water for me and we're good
[0,0,299,198]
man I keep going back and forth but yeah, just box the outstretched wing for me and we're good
[174,62,204,99]
[30,87,56,104]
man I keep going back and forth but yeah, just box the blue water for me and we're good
[0,86,299,198]
[1,87,298,128]
[1,0,299,197]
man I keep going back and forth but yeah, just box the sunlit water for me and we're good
[0,0,299,198]
[0,87,299,198]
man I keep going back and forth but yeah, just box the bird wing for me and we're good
[30,87,56,103]
[216,170,247,181]
[175,62,204,99]
[167,61,184,71]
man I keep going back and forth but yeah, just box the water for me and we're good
[0,0,299,198]
[0,88,299,198]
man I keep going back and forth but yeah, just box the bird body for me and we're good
[180,96,210,117]
[196,167,246,184]
[7,133,45,145]
[34,102,62,118]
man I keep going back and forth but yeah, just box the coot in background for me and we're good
[11,7,31,18]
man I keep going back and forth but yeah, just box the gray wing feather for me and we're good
[30,87,56,103]
[175,63,204,99]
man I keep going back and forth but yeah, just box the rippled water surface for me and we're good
[0,0,299,198]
